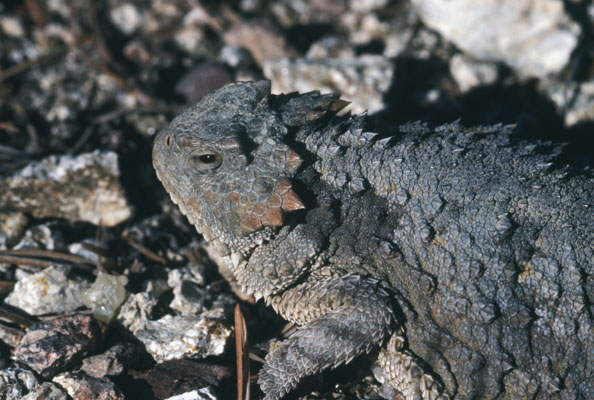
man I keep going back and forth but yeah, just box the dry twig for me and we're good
[234,303,250,400]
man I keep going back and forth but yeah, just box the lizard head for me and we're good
[154,81,347,249]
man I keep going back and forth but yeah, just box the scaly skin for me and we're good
[153,81,594,399]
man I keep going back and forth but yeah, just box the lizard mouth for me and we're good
[154,166,223,249]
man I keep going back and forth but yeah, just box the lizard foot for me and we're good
[259,274,395,399]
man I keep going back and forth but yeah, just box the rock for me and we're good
[449,54,499,93]
[20,382,68,400]
[134,311,231,363]
[80,343,152,378]
[168,265,206,315]
[165,388,218,400]
[109,3,143,35]
[130,360,230,399]
[14,313,103,377]
[4,265,90,315]
[349,0,389,12]
[0,16,25,38]
[0,212,27,249]
[411,0,580,78]
[0,367,39,400]
[116,292,158,334]
[174,63,234,104]
[545,79,594,126]
[82,272,129,323]
[223,20,287,67]
[68,239,101,265]
[13,223,64,252]
[0,151,132,227]
[52,372,125,400]
[263,55,393,114]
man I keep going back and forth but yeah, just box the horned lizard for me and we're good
[153,81,593,399]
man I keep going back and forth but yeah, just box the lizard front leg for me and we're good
[260,274,394,399]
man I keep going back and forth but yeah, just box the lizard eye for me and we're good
[192,153,222,170]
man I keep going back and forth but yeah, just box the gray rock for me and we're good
[20,382,68,400]
[411,0,579,77]
[4,265,90,315]
[168,265,206,315]
[116,292,158,334]
[134,311,231,363]
[0,151,132,227]
[263,55,393,114]
[0,367,39,400]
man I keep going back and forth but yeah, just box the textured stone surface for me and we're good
[153,81,594,399]
[0,367,39,400]
[82,272,129,323]
[0,151,132,227]
[168,265,206,315]
[14,313,103,377]
[5,265,90,315]
[52,372,125,400]
[20,382,68,400]
[116,292,158,334]
[134,311,231,363]
[411,0,579,77]
[80,343,151,378]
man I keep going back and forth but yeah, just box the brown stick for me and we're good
[234,303,250,400]
[0,248,95,265]
[123,236,167,265]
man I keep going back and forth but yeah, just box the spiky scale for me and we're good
[153,81,594,400]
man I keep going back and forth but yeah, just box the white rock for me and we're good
[165,388,218,400]
[545,80,594,126]
[134,311,231,363]
[411,0,579,78]
[450,54,498,93]
[5,265,90,315]
[0,16,25,37]
[110,3,142,35]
